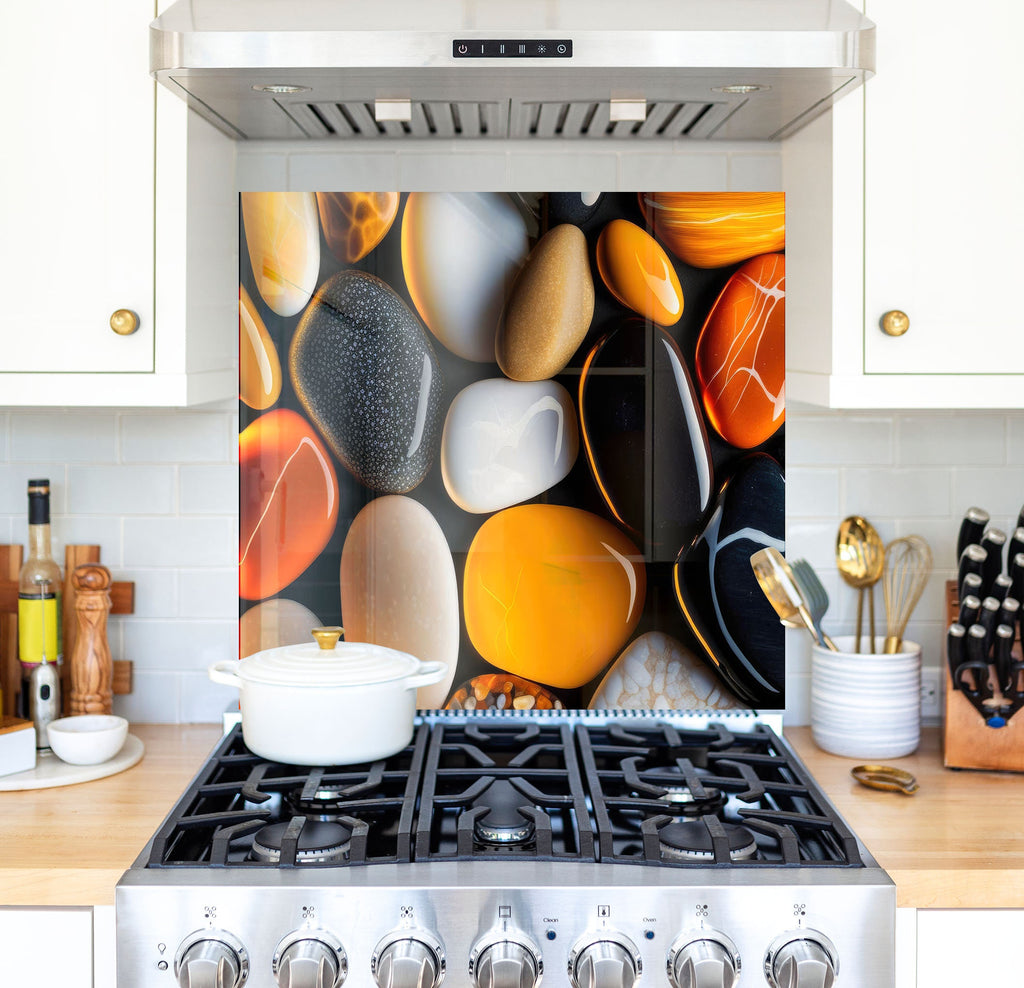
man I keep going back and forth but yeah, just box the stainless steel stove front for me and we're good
[116,860,895,987]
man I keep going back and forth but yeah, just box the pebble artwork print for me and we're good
[238,191,786,710]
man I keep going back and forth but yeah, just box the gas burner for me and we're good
[285,785,352,820]
[471,780,536,845]
[251,820,352,864]
[658,821,757,863]
[656,785,728,818]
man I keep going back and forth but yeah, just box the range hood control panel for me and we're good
[452,39,573,58]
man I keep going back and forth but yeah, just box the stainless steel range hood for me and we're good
[151,0,874,142]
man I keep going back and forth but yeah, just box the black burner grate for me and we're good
[144,719,862,869]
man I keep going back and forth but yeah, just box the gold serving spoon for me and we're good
[750,547,839,650]
[836,516,885,653]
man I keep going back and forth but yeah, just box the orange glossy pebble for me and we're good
[463,504,646,689]
[239,408,340,600]
[695,253,785,449]
[316,191,399,263]
[639,192,785,269]
[596,219,683,326]
[239,285,282,410]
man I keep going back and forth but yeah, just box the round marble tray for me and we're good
[0,733,144,791]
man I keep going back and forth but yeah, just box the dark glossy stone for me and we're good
[672,453,785,707]
[290,270,445,493]
[547,192,604,228]
[579,320,714,560]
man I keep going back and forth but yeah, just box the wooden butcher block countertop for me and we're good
[0,725,1021,909]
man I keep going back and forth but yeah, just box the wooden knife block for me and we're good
[943,580,1024,772]
[0,544,134,718]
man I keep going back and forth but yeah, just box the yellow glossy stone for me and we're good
[596,219,683,326]
[241,191,321,317]
[463,505,646,689]
[496,224,595,381]
[238,285,282,410]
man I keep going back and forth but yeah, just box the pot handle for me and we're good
[405,661,448,690]
[209,660,243,689]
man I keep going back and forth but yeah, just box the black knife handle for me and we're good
[980,529,1007,590]
[1008,527,1024,570]
[977,596,1002,652]
[958,544,988,599]
[958,594,982,628]
[946,623,966,688]
[997,596,1020,633]
[990,573,1014,604]
[960,572,983,604]
[957,506,990,563]
[1016,504,1024,534]
[965,624,993,698]
[995,624,1016,695]
[1011,552,1024,605]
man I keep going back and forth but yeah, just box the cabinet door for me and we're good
[916,910,1021,985]
[0,907,94,988]
[0,0,154,373]
[863,0,1024,375]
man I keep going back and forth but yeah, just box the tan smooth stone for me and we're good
[589,631,743,710]
[241,191,321,317]
[497,224,595,381]
[340,496,458,708]
[239,598,323,658]
[238,285,282,410]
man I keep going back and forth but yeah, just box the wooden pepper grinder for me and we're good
[69,564,113,715]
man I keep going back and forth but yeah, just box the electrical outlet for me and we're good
[920,667,942,720]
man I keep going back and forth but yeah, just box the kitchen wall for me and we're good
[4,143,1020,724]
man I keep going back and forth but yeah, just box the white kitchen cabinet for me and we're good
[916,910,1022,985]
[0,0,236,407]
[0,906,94,987]
[784,0,1024,408]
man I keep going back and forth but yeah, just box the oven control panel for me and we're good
[117,877,893,987]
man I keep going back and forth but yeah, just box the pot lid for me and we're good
[238,630,424,687]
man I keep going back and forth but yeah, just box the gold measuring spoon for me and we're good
[851,765,919,795]
[836,516,885,653]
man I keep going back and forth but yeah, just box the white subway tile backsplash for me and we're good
[236,151,289,190]
[181,465,238,515]
[506,152,618,192]
[898,413,1006,466]
[0,464,67,514]
[178,569,237,619]
[843,468,951,518]
[179,672,239,724]
[117,568,179,619]
[784,521,841,570]
[123,517,235,568]
[10,412,117,463]
[950,467,1024,521]
[0,412,8,460]
[122,618,237,672]
[34,516,124,568]
[69,465,176,515]
[787,414,893,466]
[120,412,230,463]
[113,670,181,725]
[1008,416,1024,465]
[785,468,840,518]
[398,152,510,190]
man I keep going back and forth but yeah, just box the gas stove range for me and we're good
[116,713,895,987]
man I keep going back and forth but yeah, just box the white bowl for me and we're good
[47,715,128,765]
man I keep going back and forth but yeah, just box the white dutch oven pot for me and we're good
[209,627,447,765]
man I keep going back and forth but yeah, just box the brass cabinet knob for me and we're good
[880,310,910,337]
[109,308,140,336]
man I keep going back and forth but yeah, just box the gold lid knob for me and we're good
[880,310,910,337]
[110,308,140,336]
[311,626,344,650]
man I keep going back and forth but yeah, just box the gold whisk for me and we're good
[882,535,933,654]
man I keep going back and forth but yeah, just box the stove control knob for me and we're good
[273,932,347,988]
[765,931,839,988]
[473,940,541,988]
[668,932,740,988]
[372,932,445,988]
[175,930,248,988]
[568,934,641,988]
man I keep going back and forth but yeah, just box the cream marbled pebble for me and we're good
[340,495,458,707]
[241,192,320,317]
[441,378,579,513]
[589,631,743,710]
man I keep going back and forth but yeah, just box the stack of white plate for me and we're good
[810,635,921,759]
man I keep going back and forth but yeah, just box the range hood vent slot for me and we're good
[511,100,734,139]
[279,99,735,140]
[283,100,508,139]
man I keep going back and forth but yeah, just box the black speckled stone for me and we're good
[579,320,714,560]
[547,192,604,228]
[290,270,445,493]
[672,453,785,707]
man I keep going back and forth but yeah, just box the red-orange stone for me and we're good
[239,408,340,600]
[695,253,785,449]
